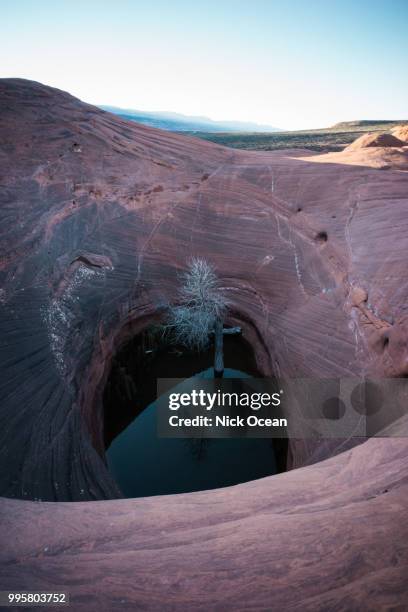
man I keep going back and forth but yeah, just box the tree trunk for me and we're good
[214,318,224,378]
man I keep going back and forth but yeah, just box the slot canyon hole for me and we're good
[103,326,288,498]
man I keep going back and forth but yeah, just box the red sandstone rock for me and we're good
[1,431,408,610]
[1,77,408,489]
[297,134,408,170]
[392,124,408,143]
[344,132,406,150]
[0,79,408,609]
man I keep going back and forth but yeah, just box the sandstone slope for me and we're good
[1,79,408,609]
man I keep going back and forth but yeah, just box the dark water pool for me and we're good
[106,367,278,497]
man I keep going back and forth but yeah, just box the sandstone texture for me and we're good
[344,132,406,151]
[1,431,408,611]
[392,124,408,143]
[1,79,408,609]
[297,130,408,171]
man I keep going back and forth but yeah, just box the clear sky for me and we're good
[1,0,407,129]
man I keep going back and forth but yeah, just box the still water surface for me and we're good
[107,368,277,497]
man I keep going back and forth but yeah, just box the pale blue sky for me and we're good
[1,0,407,129]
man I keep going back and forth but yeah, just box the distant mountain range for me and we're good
[100,105,281,133]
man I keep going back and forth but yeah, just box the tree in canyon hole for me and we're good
[165,258,240,377]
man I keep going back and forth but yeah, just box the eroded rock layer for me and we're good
[1,433,408,610]
[1,79,408,499]
[0,79,408,609]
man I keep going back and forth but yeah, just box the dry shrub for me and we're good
[166,258,227,350]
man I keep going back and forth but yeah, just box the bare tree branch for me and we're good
[165,258,228,351]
